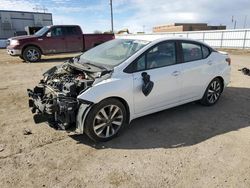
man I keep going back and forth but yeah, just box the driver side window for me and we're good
[132,41,176,72]
[51,27,64,37]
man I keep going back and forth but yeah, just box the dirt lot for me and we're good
[0,49,249,188]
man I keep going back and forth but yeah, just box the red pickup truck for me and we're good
[6,25,114,62]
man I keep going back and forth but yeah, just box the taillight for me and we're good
[226,57,231,66]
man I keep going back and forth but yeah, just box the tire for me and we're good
[23,46,41,62]
[200,78,223,106]
[84,98,128,142]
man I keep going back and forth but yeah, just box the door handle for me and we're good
[172,71,180,76]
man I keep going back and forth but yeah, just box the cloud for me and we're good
[0,0,37,11]
[0,0,249,33]
[50,2,106,13]
[113,0,250,32]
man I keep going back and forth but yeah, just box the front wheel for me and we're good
[84,99,128,142]
[23,46,41,62]
[200,78,223,106]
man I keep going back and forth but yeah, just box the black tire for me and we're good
[23,46,41,62]
[84,98,128,142]
[200,78,223,106]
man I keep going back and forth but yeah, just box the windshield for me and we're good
[79,39,150,67]
[34,26,50,36]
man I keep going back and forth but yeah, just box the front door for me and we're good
[42,26,67,54]
[131,41,183,115]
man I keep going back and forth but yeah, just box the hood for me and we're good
[9,35,38,41]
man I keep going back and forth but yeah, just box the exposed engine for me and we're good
[44,64,94,97]
[27,59,110,130]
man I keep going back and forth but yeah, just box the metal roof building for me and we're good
[0,10,53,39]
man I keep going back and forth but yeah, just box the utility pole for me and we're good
[243,15,247,28]
[232,16,237,29]
[110,0,114,33]
[234,20,237,29]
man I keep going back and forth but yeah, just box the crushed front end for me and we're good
[27,57,111,130]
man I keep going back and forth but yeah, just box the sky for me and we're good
[0,0,250,33]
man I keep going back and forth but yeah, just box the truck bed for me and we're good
[83,34,114,51]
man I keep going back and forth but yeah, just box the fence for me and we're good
[116,29,250,49]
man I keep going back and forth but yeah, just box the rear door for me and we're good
[179,41,213,100]
[42,26,67,54]
[128,41,183,115]
[64,26,83,52]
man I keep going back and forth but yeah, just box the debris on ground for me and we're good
[0,144,5,152]
[23,128,32,135]
[239,67,250,76]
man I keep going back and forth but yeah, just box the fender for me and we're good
[77,74,135,119]
[75,74,135,134]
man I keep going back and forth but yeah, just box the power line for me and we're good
[33,5,48,13]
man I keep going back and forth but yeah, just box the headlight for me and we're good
[10,40,20,46]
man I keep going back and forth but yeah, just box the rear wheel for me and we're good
[84,98,128,142]
[200,78,223,106]
[23,46,41,62]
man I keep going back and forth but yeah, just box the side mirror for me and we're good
[46,32,51,37]
[141,72,154,96]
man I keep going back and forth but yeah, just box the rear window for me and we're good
[202,45,211,58]
[65,27,80,35]
[182,42,202,62]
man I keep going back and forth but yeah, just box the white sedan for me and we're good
[28,37,231,142]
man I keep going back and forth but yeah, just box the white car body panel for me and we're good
[132,63,182,115]
[77,37,231,123]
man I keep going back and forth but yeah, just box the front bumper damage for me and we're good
[27,86,91,133]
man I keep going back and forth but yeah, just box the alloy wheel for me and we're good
[207,80,221,104]
[26,49,39,61]
[93,105,123,138]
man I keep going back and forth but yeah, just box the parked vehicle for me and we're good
[27,37,231,142]
[6,25,114,62]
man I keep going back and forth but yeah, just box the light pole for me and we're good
[243,15,247,28]
[232,16,237,29]
[110,0,114,33]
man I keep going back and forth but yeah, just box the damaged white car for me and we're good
[28,37,231,142]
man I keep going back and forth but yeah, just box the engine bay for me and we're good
[27,59,111,130]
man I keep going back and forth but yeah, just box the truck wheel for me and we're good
[84,98,128,142]
[23,46,41,62]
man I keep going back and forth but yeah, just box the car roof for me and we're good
[117,35,209,46]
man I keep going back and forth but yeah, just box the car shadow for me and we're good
[69,86,250,149]
[23,53,82,64]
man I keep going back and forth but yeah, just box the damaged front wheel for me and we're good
[84,98,128,142]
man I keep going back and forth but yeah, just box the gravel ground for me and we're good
[0,50,249,188]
